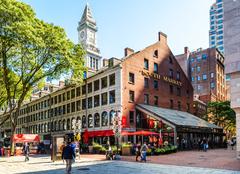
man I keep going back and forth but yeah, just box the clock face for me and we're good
[80,31,85,39]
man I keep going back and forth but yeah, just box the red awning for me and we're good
[122,130,159,136]
[85,130,114,137]
[13,134,40,143]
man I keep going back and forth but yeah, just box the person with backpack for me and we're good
[62,141,76,174]
[140,142,148,162]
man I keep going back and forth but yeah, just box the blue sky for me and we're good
[22,0,214,58]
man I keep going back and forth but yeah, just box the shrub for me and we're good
[121,143,132,148]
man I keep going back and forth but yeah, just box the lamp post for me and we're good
[112,110,121,160]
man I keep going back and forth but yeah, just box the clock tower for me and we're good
[78,3,102,74]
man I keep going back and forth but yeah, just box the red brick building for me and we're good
[176,47,227,104]
[121,32,194,129]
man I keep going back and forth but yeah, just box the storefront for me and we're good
[133,104,224,149]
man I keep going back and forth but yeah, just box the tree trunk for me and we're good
[10,122,17,156]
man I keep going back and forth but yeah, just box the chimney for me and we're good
[184,47,189,54]
[158,32,167,43]
[124,47,134,57]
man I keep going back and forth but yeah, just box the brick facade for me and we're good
[121,32,194,129]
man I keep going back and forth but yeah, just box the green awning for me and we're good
[136,104,221,129]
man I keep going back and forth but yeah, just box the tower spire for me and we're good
[79,3,96,27]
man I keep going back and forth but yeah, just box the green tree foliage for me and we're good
[0,0,85,154]
[206,101,236,138]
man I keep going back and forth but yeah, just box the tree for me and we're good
[206,101,236,139]
[0,0,86,154]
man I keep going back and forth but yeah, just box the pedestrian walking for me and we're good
[135,144,141,161]
[22,142,30,162]
[140,142,148,162]
[62,141,76,174]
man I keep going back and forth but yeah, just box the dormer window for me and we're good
[169,56,173,64]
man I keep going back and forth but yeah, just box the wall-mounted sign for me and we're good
[140,70,182,86]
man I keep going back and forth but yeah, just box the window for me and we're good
[191,58,194,62]
[169,69,173,78]
[197,66,201,72]
[82,115,87,128]
[202,54,207,60]
[94,113,100,127]
[154,96,158,106]
[203,74,207,80]
[186,90,190,98]
[82,99,86,110]
[197,76,201,81]
[197,56,201,62]
[54,96,57,104]
[178,101,181,111]
[67,91,70,100]
[211,82,215,89]
[101,111,108,126]
[67,103,70,113]
[218,30,223,35]
[144,78,149,88]
[101,92,108,105]
[88,97,92,109]
[88,83,92,93]
[144,94,149,104]
[129,90,134,102]
[176,71,180,80]
[153,50,158,58]
[153,80,158,89]
[109,90,115,104]
[76,87,81,96]
[94,80,99,91]
[58,95,62,103]
[109,73,115,86]
[129,111,134,124]
[76,100,81,111]
[82,85,86,95]
[154,63,158,73]
[210,72,214,78]
[109,110,115,126]
[177,87,181,96]
[129,73,135,84]
[144,59,149,70]
[170,99,173,109]
[197,85,202,91]
[191,67,195,72]
[169,85,173,94]
[62,93,66,101]
[101,77,108,89]
[169,56,173,64]
[70,102,75,112]
[88,114,93,128]
[71,89,75,99]
[94,95,100,107]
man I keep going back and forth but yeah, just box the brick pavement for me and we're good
[121,149,240,171]
[0,154,239,174]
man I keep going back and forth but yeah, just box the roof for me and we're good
[80,3,96,25]
[136,104,221,129]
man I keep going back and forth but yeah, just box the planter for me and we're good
[122,147,131,156]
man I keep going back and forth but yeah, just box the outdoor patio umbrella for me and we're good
[132,130,159,136]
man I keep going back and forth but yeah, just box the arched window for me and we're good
[82,115,87,128]
[71,117,75,130]
[45,123,48,132]
[67,119,70,130]
[94,113,100,127]
[58,120,62,131]
[62,119,66,130]
[41,124,44,133]
[109,110,115,126]
[101,111,108,126]
[88,114,93,128]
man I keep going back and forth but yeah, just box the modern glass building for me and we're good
[209,0,224,54]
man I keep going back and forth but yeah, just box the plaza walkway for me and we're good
[122,149,240,171]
